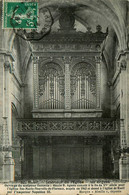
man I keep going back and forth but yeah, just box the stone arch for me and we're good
[71,61,96,75]
[70,59,96,72]
[40,58,65,74]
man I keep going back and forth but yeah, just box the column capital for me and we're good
[62,56,72,64]
[32,55,39,64]
[95,55,102,63]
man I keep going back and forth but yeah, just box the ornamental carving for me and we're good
[39,62,65,109]
[95,56,101,63]
[18,119,119,132]
[120,60,126,70]
[71,62,96,109]
[32,56,39,64]
[32,43,96,52]
[62,56,72,64]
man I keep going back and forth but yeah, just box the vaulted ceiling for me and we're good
[39,0,127,50]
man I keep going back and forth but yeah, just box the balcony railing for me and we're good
[17,118,119,136]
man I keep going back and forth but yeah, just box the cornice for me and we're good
[31,31,107,44]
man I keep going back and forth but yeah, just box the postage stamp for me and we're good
[3,1,38,29]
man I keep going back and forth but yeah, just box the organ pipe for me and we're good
[39,67,64,109]
[71,74,96,109]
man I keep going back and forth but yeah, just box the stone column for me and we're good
[95,56,101,109]
[63,57,71,116]
[2,60,15,181]
[119,119,128,180]
[12,136,22,180]
[118,54,129,180]
[0,54,5,181]
[20,138,25,179]
[32,55,39,109]
[111,138,120,178]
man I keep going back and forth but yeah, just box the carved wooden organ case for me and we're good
[31,10,107,116]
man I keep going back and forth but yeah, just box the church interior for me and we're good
[0,0,129,181]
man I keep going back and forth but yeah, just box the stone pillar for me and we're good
[2,59,15,181]
[33,55,39,109]
[2,119,14,181]
[12,136,22,180]
[20,138,25,179]
[119,119,129,180]
[0,54,4,181]
[111,138,120,178]
[118,53,129,180]
[3,61,12,143]
[95,56,101,109]
[63,56,71,116]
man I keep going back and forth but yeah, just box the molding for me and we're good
[32,43,102,53]
[32,51,101,55]
[112,59,127,85]
[31,31,107,44]
[32,109,103,113]
[112,67,121,85]
[116,50,129,61]
[0,49,15,61]
[11,93,21,105]
[12,72,22,87]
[17,130,117,137]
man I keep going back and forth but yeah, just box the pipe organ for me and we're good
[15,7,119,181]
[71,62,96,109]
[39,62,65,109]
[38,61,97,110]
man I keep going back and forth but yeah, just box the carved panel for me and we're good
[71,62,96,109]
[65,63,71,109]
[95,55,101,109]
[39,62,65,109]
[33,56,39,109]
[32,43,95,52]
[18,119,119,132]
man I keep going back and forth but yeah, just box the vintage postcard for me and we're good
[0,0,129,194]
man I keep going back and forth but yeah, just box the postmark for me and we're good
[3,1,38,29]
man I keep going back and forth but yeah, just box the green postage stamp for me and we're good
[3,1,38,29]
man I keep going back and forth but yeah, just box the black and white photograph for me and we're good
[0,0,129,194]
